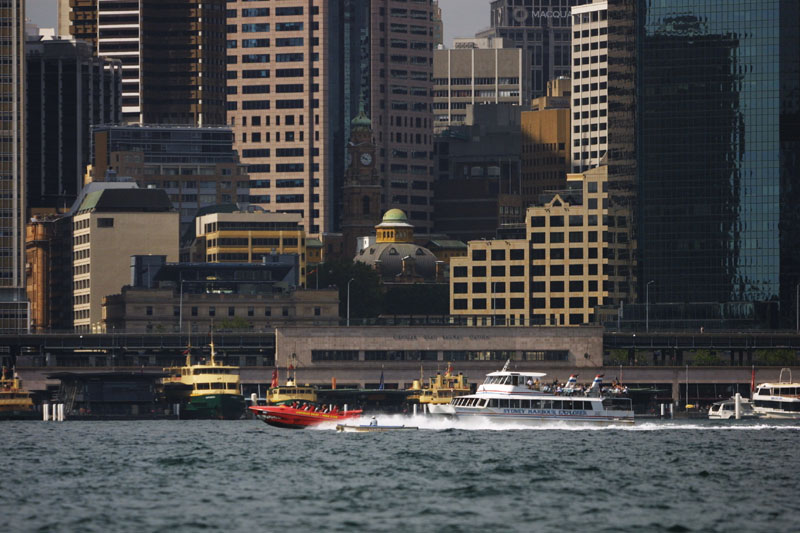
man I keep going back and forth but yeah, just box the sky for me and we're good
[26,0,491,48]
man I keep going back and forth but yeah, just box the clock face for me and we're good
[360,152,373,166]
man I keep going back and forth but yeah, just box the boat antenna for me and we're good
[209,325,217,366]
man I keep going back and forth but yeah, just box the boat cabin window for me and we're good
[541,400,552,409]
[510,399,520,408]
[499,399,510,408]
[530,400,542,409]
[602,398,632,410]
[511,376,519,386]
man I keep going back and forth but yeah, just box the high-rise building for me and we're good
[450,165,636,326]
[0,0,28,332]
[88,125,250,232]
[63,0,227,125]
[226,0,435,236]
[638,0,800,328]
[521,78,571,204]
[433,45,525,132]
[26,37,122,211]
[72,187,179,332]
[476,0,572,99]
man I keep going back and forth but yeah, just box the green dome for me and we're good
[382,209,408,223]
[351,108,372,129]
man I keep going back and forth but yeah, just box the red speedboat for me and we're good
[250,401,363,429]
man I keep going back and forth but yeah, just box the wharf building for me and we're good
[26,215,73,332]
[62,0,227,125]
[103,256,338,333]
[87,124,250,232]
[187,210,308,287]
[520,77,571,204]
[475,0,572,98]
[225,0,436,236]
[26,36,122,212]
[637,0,800,329]
[72,187,179,332]
[0,0,28,332]
[432,42,525,132]
[450,164,636,327]
[433,104,524,242]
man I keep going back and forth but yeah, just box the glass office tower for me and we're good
[638,0,799,328]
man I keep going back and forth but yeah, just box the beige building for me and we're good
[521,78,572,204]
[433,46,525,131]
[226,1,436,235]
[191,211,307,286]
[450,165,636,326]
[104,286,339,333]
[571,1,609,173]
[72,188,179,332]
[276,325,605,372]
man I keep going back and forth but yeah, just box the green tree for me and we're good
[604,349,628,365]
[317,259,383,320]
[382,284,449,316]
[216,317,252,331]
[754,349,797,366]
[692,349,723,366]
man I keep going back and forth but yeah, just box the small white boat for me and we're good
[752,368,800,419]
[336,424,419,433]
[708,395,758,420]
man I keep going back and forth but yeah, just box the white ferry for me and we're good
[752,368,800,419]
[427,362,634,425]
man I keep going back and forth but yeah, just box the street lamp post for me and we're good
[346,278,355,327]
[178,276,184,334]
[646,280,655,332]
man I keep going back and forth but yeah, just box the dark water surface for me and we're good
[2,416,799,532]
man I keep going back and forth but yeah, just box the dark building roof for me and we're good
[78,188,174,213]
[355,242,438,281]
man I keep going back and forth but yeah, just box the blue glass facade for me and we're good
[638,0,800,327]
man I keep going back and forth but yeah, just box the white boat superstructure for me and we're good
[708,395,757,420]
[752,368,800,419]
[427,363,634,425]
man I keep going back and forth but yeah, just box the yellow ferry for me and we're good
[267,354,317,404]
[408,364,471,405]
[0,367,37,420]
[163,338,245,420]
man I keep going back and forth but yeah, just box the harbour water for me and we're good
[2,417,799,532]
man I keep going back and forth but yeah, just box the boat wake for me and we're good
[311,414,800,432]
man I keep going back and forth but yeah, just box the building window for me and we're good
[228,306,235,317]
[146,306,153,316]
[209,307,216,317]
[265,308,272,317]
[191,307,198,317]
[97,218,114,228]
[248,307,255,317]
[282,307,289,317]
[173,306,180,317]
[314,307,321,316]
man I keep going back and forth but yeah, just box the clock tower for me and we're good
[341,106,382,259]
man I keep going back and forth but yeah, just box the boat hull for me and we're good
[0,409,40,421]
[183,393,245,420]
[450,411,635,425]
[250,405,362,429]
[336,424,418,433]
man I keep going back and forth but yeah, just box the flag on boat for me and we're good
[379,368,385,390]
[445,362,453,376]
[592,374,604,389]
[750,366,755,393]
[271,369,279,388]
[566,374,579,387]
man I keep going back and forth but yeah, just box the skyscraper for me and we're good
[63,0,227,125]
[0,0,28,332]
[638,0,800,328]
[476,0,573,99]
[227,1,435,236]
[26,37,122,211]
